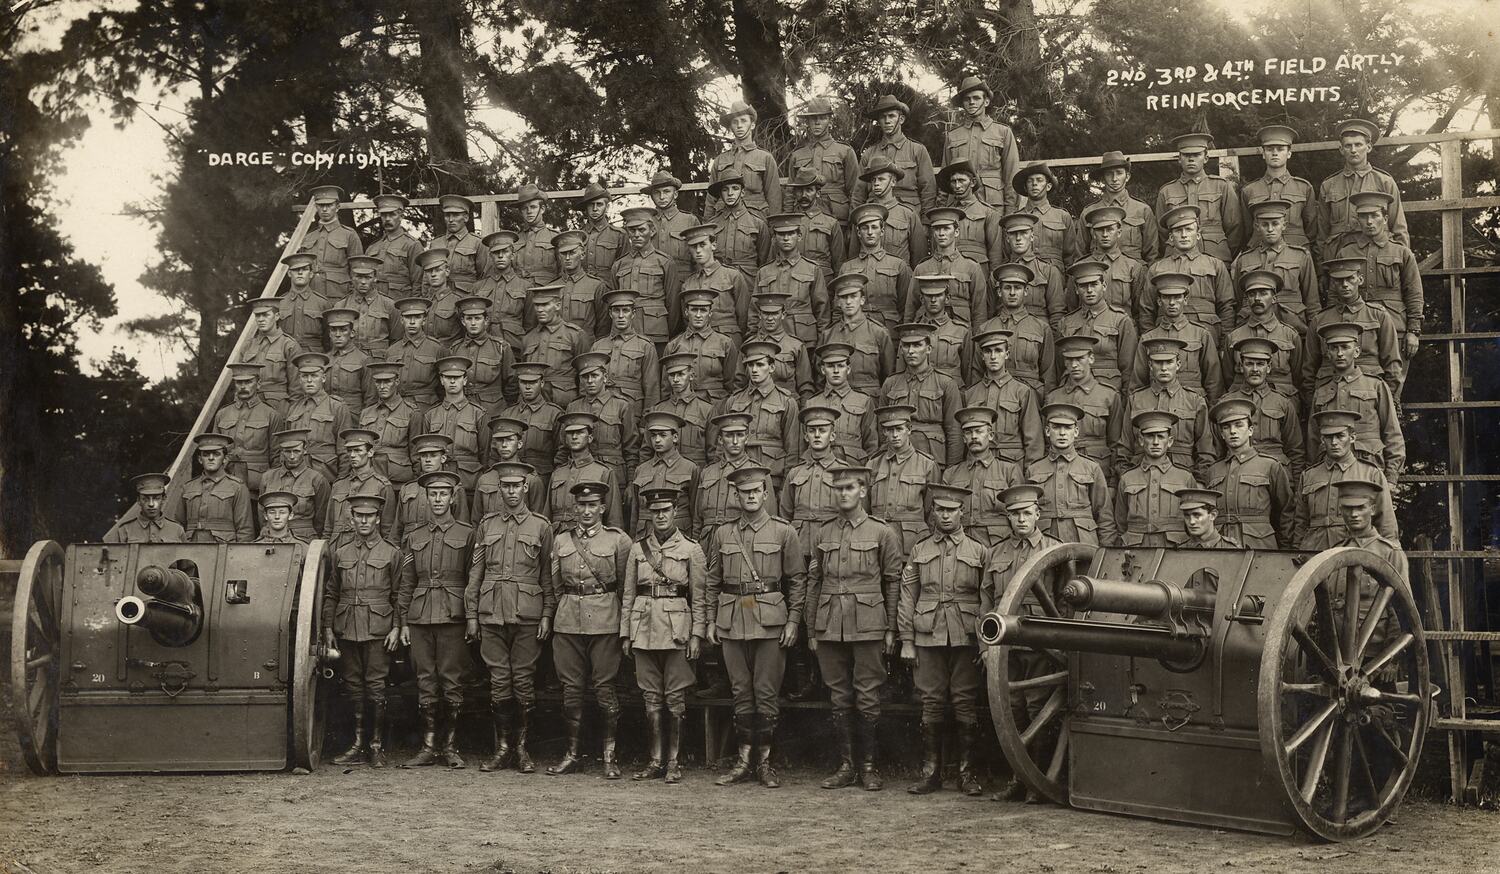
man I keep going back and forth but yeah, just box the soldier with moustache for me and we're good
[786,96,860,223]
[1115,410,1198,547]
[299,185,363,301]
[365,193,422,301]
[215,363,278,494]
[435,194,491,293]
[785,169,846,283]
[941,406,1025,546]
[1225,271,1304,397]
[1230,199,1318,335]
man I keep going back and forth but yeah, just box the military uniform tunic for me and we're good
[681,263,751,347]
[359,395,422,485]
[1155,174,1245,263]
[943,115,1021,211]
[1012,253,1067,334]
[1082,191,1158,263]
[277,390,352,479]
[334,290,399,357]
[167,470,254,543]
[393,478,470,543]
[627,451,698,537]
[546,452,625,531]
[324,534,399,646]
[471,461,548,520]
[1060,303,1139,391]
[824,315,895,396]
[1226,315,1303,396]
[942,453,1024,545]
[908,313,970,387]
[450,332,518,408]
[277,288,327,353]
[398,517,474,707]
[1293,457,1398,550]
[906,251,986,326]
[779,452,850,559]
[973,309,1056,393]
[467,507,554,707]
[1339,235,1424,343]
[550,524,632,713]
[869,447,941,551]
[709,140,782,216]
[1231,243,1319,332]
[519,322,584,407]
[515,223,557,283]
[610,247,681,345]
[556,267,605,341]
[421,286,466,342]
[260,463,330,541]
[1242,171,1319,251]
[1308,366,1405,483]
[1121,381,1214,478]
[709,205,771,282]
[214,397,278,492]
[840,249,912,327]
[438,230,491,293]
[1204,450,1293,548]
[497,397,562,476]
[1046,377,1125,481]
[788,135,860,222]
[1016,203,1080,271]
[300,220,363,300]
[623,527,707,711]
[693,454,781,541]
[564,388,640,486]
[879,367,963,465]
[744,329,815,399]
[592,329,660,409]
[961,371,1044,466]
[648,392,716,468]
[367,231,423,300]
[325,345,371,413]
[711,382,801,485]
[424,398,489,488]
[653,206,701,273]
[1218,385,1305,478]
[582,219,626,281]
[854,133,937,213]
[324,468,397,548]
[1145,251,1235,339]
[871,195,928,265]
[1319,165,1409,257]
[662,328,740,401]
[1304,300,1401,393]
[239,328,304,410]
[1029,450,1116,545]
[106,514,187,544]
[753,256,827,348]
[470,267,531,353]
[385,333,446,410]
[806,385,879,459]
[1134,318,1222,403]
[806,511,904,715]
[948,196,1005,284]
[899,528,989,724]
[1115,458,1198,546]
[796,208,846,283]
[1091,249,1147,320]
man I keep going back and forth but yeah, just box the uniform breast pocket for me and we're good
[751,541,782,585]
[516,534,541,564]
[453,242,479,261]
[1238,474,1272,511]
[1196,190,1224,221]
[1259,406,1286,433]
[241,421,270,451]
[894,159,918,181]
[1063,470,1095,508]
[913,596,938,633]
[1040,214,1068,234]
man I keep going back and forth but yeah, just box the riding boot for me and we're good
[367,701,388,769]
[663,713,684,784]
[907,721,943,794]
[601,706,622,780]
[546,706,584,775]
[332,702,367,765]
[440,705,466,769]
[402,707,439,767]
[858,712,883,791]
[514,705,536,773]
[755,715,780,788]
[956,721,983,796]
[633,708,666,780]
[480,701,513,772]
[714,718,754,785]
[820,710,857,789]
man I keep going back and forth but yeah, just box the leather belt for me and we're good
[636,584,688,598]
[562,581,617,595]
[725,581,776,596]
[1219,514,1270,526]
[1046,510,1096,520]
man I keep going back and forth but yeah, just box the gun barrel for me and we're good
[978,612,1204,663]
[1060,575,1215,619]
[116,594,202,647]
[136,565,197,603]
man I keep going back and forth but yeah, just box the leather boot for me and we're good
[367,701,388,769]
[663,713,684,784]
[907,721,943,794]
[546,706,584,775]
[440,705,466,769]
[480,701,513,772]
[601,706,622,780]
[858,713,883,791]
[332,702,367,765]
[514,705,536,774]
[714,719,754,786]
[633,708,666,780]
[755,716,780,788]
[402,707,439,767]
[820,710,857,789]
[956,721,983,796]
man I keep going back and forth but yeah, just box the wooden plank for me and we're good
[0,559,21,575]
[1406,195,1500,213]
[1425,631,1500,642]
[1434,718,1500,731]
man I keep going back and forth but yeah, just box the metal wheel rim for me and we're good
[291,540,330,770]
[10,540,64,775]
[1257,547,1429,841]
[985,540,1094,805]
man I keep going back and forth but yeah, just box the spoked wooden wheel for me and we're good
[10,540,64,775]
[982,541,1095,805]
[291,540,332,771]
[1258,547,1429,841]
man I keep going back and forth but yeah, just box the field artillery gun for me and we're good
[9,539,334,773]
[979,543,1431,840]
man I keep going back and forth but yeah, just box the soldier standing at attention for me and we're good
[1145,205,1235,342]
[705,170,772,283]
[1335,479,1408,585]
[702,465,806,788]
[1078,206,1147,318]
[1132,272,1220,403]
[394,434,471,542]
[868,404,941,552]
[909,208,986,325]
[261,429,330,543]
[641,171,700,274]
[754,214,828,350]
[107,473,186,543]
[168,431,256,539]
[859,156,927,266]
[300,185,363,301]
[1217,337,1305,481]
[215,363,277,493]
[807,342,879,458]
[1231,199,1318,335]
[565,351,640,491]
[254,490,303,545]
[512,183,558,283]
[1176,488,1239,548]
[415,249,467,342]
[386,296,444,411]
[548,411,626,532]
[1011,163,1079,271]
[999,215,1068,333]
[472,421,547,519]
[324,428,396,550]
[787,95,860,223]
[1304,258,1402,396]
[906,276,970,385]
[1241,125,1319,253]
[823,273,896,396]
[396,470,474,769]
[1338,190,1423,379]
[1154,132,1244,264]
[359,361,422,487]
[942,75,1020,212]
[1030,402,1116,545]
[337,255,399,357]
[786,169,846,284]
[592,288,660,409]
[436,194,490,293]
[547,481,632,779]
[366,193,422,301]
[1060,259,1139,393]
[621,486,707,783]
[1121,337,1215,480]
[941,406,1024,546]
[238,296,304,413]
[576,182,625,281]
[323,493,400,769]
[982,482,1061,802]
[627,411,698,538]
[840,204,912,327]
[471,229,530,354]
[780,405,852,561]
[277,351,352,481]
[972,266,1056,393]
[1319,118,1408,260]
[423,356,489,491]
[276,252,327,353]
[900,482,989,796]
[711,339,801,491]
[678,224,751,350]
[853,94,936,213]
[611,207,681,350]
[448,295,518,410]
[1044,335,1124,482]
[322,308,371,413]
[1115,411,1197,547]
[1293,410,1398,550]
[938,161,1005,284]
[498,361,563,476]
[466,461,554,774]
[1225,270,1304,396]
[694,411,779,541]
[806,465,904,792]
[709,100,781,218]
[1204,398,1293,548]
[744,291,816,399]
[651,352,717,468]
[1081,151,1158,263]
[879,323,963,465]
[1307,322,1405,485]
[553,229,604,341]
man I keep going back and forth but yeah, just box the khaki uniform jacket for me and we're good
[521,321,586,405]
[1204,450,1294,548]
[1217,385,1305,479]
[973,309,1057,393]
[325,534,399,641]
[277,287,327,353]
[1231,243,1318,330]
[367,231,423,299]
[621,528,708,649]
[359,396,423,485]
[583,220,626,281]
[1145,250,1234,339]
[449,332,518,408]
[906,250,987,326]
[1115,459,1198,546]
[610,247,681,344]
[648,391,716,468]
[437,230,492,293]
[497,397,563,476]
[1061,303,1139,392]
[300,221,363,298]
[693,454,781,540]
[942,453,1024,542]
[899,529,988,646]
[1155,175,1244,262]
[1121,381,1214,479]
[1242,172,1319,251]
[1294,457,1398,550]
[1083,192,1158,263]
[515,223,558,283]
[214,398,277,490]
[394,478,470,543]
[962,372,1044,465]
[807,511,904,642]
[467,508,554,625]
[823,315,895,397]
[551,525,632,635]
[170,472,255,542]
[806,385,878,459]
[1027,451,1117,546]
[239,328,305,407]
[471,463,548,521]
[982,530,1063,616]
[334,290,399,356]
[1134,318,1222,403]
[398,517,473,625]
[546,453,624,530]
[704,512,806,640]
[325,468,397,545]
[105,514,186,544]
[943,116,1020,212]
[1045,377,1125,479]
[385,333,446,408]
[1226,314,1303,397]
[788,136,860,221]
[470,268,531,352]
[592,330,660,409]
[680,263,751,347]
[1308,366,1405,484]
[854,133,936,213]
[1304,300,1401,394]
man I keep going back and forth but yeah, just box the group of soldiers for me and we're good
[109,80,1414,797]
